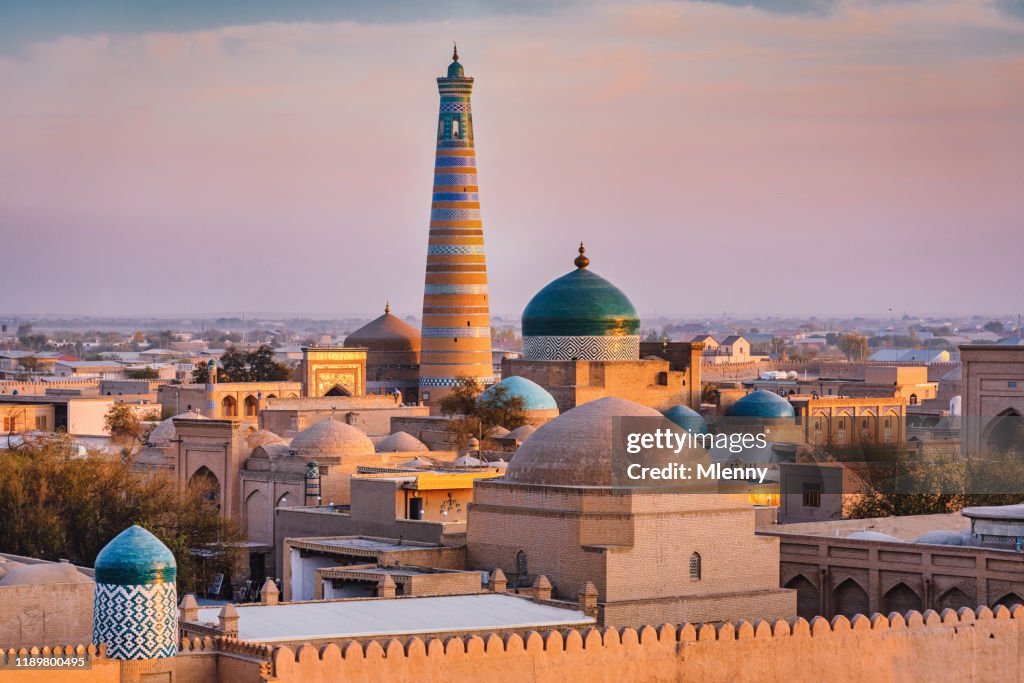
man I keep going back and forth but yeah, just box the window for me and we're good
[802,482,822,508]
[35,416,47,430]
[909,394,918,405]
[2,417,9,432]
[689,552,702,581]
[451,119,460,138]
[516,550,528,585]
[244,395,258,417]
[438,120,443,139]
[1010,382,1018,389]
[221,395,237,417]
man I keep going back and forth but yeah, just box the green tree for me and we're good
[191,360,212,384]
[984,320,1005,334]
[126,367,160,380]
[219,346,250,382]
[247,345,292,381]
[0,434,245,594]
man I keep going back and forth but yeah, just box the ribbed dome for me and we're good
[376,431,428,453]
[148,411,207,446]
[522,265,639,338]
[727,390,795,419]
[94,525,176,586]
[344,306,421,353]
[506,397,667,486]
[662,404,708,434]
[480,376,558,412]
[290,419,374,458]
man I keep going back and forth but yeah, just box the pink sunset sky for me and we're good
[0,0,1022,318]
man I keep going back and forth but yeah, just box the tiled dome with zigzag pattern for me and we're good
[521,245,640,361]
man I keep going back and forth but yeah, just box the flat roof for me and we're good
[195,593,593,642]
[290,537,440,553]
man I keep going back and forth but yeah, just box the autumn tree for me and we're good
[0,434,245,594]
[439,376,528,449]
[837,333,869,361]
[104,403,145,447]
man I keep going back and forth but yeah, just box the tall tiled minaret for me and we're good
[419,45,493,410]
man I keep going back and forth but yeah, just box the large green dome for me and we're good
[522,245,639,338]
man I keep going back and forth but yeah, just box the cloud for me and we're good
[0,0,1022,317]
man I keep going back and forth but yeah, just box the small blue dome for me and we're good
[447,60,465,77]
[480,376,557,412]
[662,404,708,434]
[94,525,176,586]
[728,390,795,419]
[93,525,178,661]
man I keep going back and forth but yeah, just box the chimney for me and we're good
[532,575,552,602]
[178,594,199,622]
[260,578,280,605]
[577,582,598,617]
[217,604,239,638]
[378,575,397,599]
[490,568,507,594]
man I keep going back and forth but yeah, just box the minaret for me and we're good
[419,45,493,410]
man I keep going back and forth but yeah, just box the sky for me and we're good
[0,0,1022,319]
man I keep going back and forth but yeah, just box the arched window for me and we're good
[188,466,220,506]
[244,395,258,417]
[515,550,528,586]
[909,393,918,405]
[221,395,237,417]
[689,552,702,581]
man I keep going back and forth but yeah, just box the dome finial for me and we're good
[385,300,391,315]
[574,241,589,269]
[453,42,459,62]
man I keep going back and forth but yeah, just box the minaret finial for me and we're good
[453,42,459,62]
[385,301,391,315]
[574,242,589,269]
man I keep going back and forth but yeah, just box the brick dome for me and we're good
[505,397,665,487]
[376,431,428,453]
[289,419,374,458]
[344,306,421,353]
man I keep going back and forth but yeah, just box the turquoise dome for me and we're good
[728,390,795,419]
[522,246,639,338]
[94,525,176,586]
[481,376,557,412]
[447,60,465,77]
[662,404,708,434]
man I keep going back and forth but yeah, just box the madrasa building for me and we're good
[501,244,703,414]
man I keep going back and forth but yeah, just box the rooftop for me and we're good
[193,593,593,642]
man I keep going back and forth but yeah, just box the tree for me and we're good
[984,320,1005,334]
[104,404,145,448]
[837,334,869,361]
[219,346,250,382]
[0,435,245,594]
[191,360,212,384]
[439,376,528,449]
[246,345,292,381]
[126,367,160,380]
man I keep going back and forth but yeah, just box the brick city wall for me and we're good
[6,606,1024,682]
[267,605,1024,683]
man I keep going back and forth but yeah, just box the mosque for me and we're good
[5,48,1016,683]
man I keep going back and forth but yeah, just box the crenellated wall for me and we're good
[267,605,1024,683]
[5,605,1024,681]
